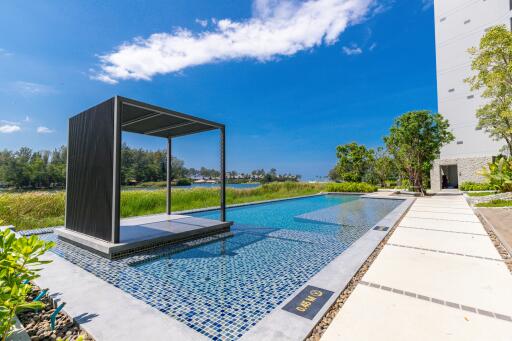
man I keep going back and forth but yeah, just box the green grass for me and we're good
[466,192,497,197]
[0,182,377,230]
[475,199,512,207]
[459,182,494,191]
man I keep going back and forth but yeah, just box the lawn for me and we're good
[466,192,497,197]
[475,199,512,208]
[0,182,377,230]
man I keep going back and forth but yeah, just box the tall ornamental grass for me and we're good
[0,182,377,230]
[0,192,65,230]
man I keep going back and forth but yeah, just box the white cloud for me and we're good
[36,126,55,134]
[93,0,377,83]
[369,42,377,51]
[13,81,56,95]
[421,0,433,11]
[0,124,21,133]
[0,48,12,57]
[342,45,363,55]
[195,18,208,27]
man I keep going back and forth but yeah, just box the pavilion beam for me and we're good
[166,137,172,215]
[220,127,226,222]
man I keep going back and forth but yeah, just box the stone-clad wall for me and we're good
[430,156,492,192]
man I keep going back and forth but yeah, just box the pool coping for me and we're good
[240,196,415,341]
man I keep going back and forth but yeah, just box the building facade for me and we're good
[431,0,510,191]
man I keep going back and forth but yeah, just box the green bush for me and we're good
[325,182,378,193]
[481,157,512,192]
[0,230,54,339]
[459,182,494,191]
[175,178,192,186]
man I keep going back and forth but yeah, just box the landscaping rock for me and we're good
[17,285,93,341]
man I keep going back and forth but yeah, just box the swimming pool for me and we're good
[45,194,402,340]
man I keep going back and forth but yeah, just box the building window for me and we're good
[456,141,463,145]
[448,88,455,92]
[467,94,474,99]
[464,19,471,24]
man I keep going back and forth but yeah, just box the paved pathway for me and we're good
[321,194,512,341]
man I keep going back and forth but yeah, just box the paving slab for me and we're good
[321,195,512,341]
[406,210,480,222]
[409,206,474,214]
[398,217,487,235]
[321,285,512,341]
[390,227,501,258]
[361,246,512,316]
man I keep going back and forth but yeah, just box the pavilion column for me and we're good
[220,127,226,221]
[166,137,172,215]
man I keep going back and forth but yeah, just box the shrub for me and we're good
[459,182,494,191]
[175,178,192,186]
[481,157,512,192]
[0,230,54,339]
[325,182,378,193]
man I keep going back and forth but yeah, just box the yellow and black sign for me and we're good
[282,285,334,320]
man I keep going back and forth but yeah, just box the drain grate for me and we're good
[373,226,389,231]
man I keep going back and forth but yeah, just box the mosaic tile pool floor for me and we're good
[42,194,401,340]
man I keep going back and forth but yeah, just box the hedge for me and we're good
[325,182,378,193]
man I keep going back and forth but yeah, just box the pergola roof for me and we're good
[118,96,223,138]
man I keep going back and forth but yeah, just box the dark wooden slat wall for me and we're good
[65,98,115,241]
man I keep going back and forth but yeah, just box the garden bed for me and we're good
[17,286,93,341]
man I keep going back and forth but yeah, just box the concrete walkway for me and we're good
[321,194,512,341]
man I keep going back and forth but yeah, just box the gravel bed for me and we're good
[466,192,512,205]
[17,286,93,341]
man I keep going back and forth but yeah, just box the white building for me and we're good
[430,0,510,191]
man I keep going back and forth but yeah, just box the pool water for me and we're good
[46,194,401,340]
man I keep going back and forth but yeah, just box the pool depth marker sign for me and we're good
[282,285,334,320]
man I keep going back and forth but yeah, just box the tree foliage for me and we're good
[329,143,398,186]
[372,147,397,187]
[0,145,300,189]
[331,142,375,182]
[384,110,454,194]
[0,147,66,189]
[466,25,512,155]
[481,156,512,192]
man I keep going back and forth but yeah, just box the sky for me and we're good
[0,0,437,180]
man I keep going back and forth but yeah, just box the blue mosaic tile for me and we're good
[41,195,401,340]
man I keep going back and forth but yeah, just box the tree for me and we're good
[332,142,374,182]
[384,111,454,195]
[371,147,397,187]
[466,25,512,155]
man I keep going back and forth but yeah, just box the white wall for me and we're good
[434,0,510,158]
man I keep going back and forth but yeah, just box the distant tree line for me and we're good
[0,147,67,189]
[0,144,300,189]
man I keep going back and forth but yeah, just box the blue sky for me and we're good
[0,0,436,180]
